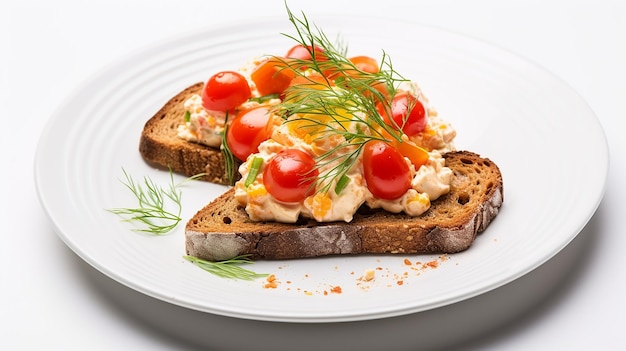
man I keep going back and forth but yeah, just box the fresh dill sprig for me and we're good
[184,255,268,280]
[221,112,238,185]
[273,5,413,194]
[108,167,204,235]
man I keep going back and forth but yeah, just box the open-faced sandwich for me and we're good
[140,9,503,261]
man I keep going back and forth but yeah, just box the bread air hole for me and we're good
[457,193,470,205]
[222,216,232,224]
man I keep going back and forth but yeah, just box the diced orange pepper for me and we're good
[394,140,430,169]
[374,126,429,169]
[283,72,334,103]
[288,72,332,90]
[250,58,296,96]
[325,56,379,82]
[349,55,379,74]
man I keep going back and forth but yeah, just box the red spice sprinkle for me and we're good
[330,286,343,294]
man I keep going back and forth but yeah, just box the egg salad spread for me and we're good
[177,36,456,224]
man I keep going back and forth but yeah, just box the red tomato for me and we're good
[263,149,319,203]
[202,71,251,111]
[362,140,411,200]
[285,44,325,60]
[377,92,427,137]
[285,44,327,72]
[226,106,272,161]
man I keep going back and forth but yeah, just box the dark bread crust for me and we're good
[185,151,503,261]
[139,82,235,184]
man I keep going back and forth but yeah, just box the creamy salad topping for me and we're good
[177,44,457,224]
[234,83,455,223]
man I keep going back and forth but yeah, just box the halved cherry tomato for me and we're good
[377,92,427,137]
[226,106,272,161]
[349,56,379,74]
[250,58,296,96]
[263,149,319,203]
[362,140,411,200]
[202,71,251,111]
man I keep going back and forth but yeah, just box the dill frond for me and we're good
[108,168,203,235]
[271,5,414,194]
[184,255,268,280]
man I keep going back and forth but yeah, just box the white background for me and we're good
[2,0,624,350]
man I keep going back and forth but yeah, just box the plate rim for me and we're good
[34,15,609,323]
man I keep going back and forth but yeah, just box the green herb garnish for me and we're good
[108,167,203,235]
[184,255,268,280]
[244,156,264,187]
[334,174,350,195]
[221,112,237,185]
[272,5,411,194]
[184,110,191,123]
[249,93,280,104]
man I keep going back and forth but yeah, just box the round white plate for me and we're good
[34,15,608,323]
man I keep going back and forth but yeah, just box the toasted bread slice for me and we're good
[185,151,503,261]
[139,82,235,184]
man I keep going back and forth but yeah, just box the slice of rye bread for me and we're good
[185,150,504,261]
[139,82,237,185]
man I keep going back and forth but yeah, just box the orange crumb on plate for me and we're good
[330,286,342,294]
[263,274,279,289]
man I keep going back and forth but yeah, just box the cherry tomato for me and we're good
[377,92,427,137]
[285,44,327,72]
[226,106,272,161]
[202,71,251,112]
[250,58,295,96]
[285,44,325,60]
[362,140,411,200]
[263,149,319,203]
[349,56,379,74]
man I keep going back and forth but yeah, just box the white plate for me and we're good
[34,15,608,323]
